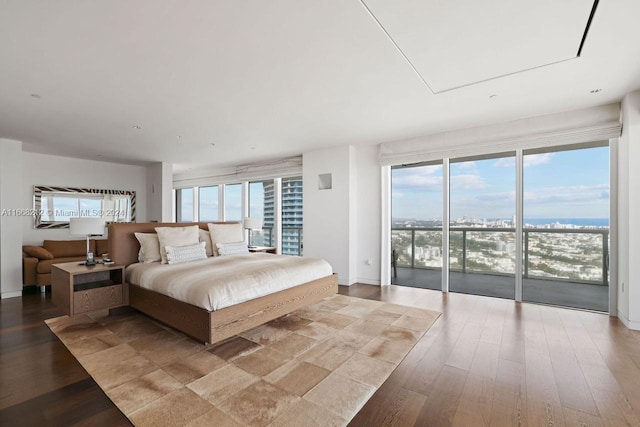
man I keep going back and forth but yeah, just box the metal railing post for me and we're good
[462,230,467,273]
[411,229,416,268]
[603,231,609,286]
[524,230,529,279]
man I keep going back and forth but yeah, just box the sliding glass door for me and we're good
[448,153,516,299]
[391,162,443,290]
[522,143,609,311]
[388,143,611,313]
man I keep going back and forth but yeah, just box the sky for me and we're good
[392,146,610,221]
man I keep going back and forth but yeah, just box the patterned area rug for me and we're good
[46,294,440,427]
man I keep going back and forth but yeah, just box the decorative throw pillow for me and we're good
[216,241,250,256]
[166,242,207,264]
[134,232,162,263]
[155,225,200,264]
[22,245,54,260]
[199,229,214,257]
[208,223,244,256]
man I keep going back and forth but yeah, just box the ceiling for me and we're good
[0,0,638,173]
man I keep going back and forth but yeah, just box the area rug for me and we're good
[46,294,440,427]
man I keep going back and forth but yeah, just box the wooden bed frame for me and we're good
[108,222,338,344]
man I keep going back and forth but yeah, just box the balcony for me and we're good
[257,226,303,256]
[392,227,609,312]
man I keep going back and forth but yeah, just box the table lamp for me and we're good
[243,217,263,248]
[70,217,106,265]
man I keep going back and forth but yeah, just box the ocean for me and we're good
[522,218,609,227]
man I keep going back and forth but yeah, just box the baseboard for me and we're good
[617,310,640,330]
[355,278,381,286]
[1,290,22,299]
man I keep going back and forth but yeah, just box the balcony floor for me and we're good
[392,267,608,312]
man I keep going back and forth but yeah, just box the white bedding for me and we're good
[125,253,333,311]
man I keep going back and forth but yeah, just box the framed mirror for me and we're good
[33,185,136,229]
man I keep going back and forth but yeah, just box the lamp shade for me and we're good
[243,217,263,230]
[69,218,105,236]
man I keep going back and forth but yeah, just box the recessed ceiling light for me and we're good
[30,93,42,99]
[489,94,497,98]
[177,135,182,139]
[132,125,142,130]
[590,89,602,94]
[251,146,256,150]
[209,143,216,147]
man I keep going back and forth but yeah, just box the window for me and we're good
[176,188,194,222]
[199,186,219,222]
[177,175,303,254]
[249,180,274,246]
[224,184,242,222]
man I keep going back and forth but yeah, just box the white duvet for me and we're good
[125,253,333,311]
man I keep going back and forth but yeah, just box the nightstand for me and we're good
[248,246,277,254]
[51,262,128,316]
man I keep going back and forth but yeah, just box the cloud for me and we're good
[456,161,477,170]
[450,174,488,190]
[493,157,515,168]
[477,191,515,202]
[392,171,442,191]
[524,184,609,206]
[524,153,553,167]
[493,153,554,169]
[392,192,404,198]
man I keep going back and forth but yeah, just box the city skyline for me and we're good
[392,146,610,223]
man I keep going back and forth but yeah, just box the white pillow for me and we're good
[134,232,161,263]
[199,229,213,257]
[155,225,200,264]
[166,242,207,264]
[216,241,249,256]
[208,223,244,256]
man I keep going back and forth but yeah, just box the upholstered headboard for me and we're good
[108,222,234,267]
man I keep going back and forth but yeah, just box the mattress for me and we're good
[125,253,333,311]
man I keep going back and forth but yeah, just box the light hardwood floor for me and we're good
[2,285,640,426]
[343,284,640,427]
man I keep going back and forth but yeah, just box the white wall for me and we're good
[618,90,640,328]
[303,145,357,285]
[1,139,24,298]
[354,145,382,284]
[22,153,148,245]
[146,162,173,222]
[302,144,382,286]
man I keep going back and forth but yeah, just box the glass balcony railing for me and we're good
[392,227,609,286]
[257,226,303,256]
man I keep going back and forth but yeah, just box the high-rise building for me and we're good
[260,178,303,254]
[281,178,303,255]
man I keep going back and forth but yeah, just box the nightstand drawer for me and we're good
[73,284,123,314]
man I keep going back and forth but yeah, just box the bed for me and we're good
[108,222,338,344]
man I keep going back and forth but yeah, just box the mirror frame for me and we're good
[33,185,136,229]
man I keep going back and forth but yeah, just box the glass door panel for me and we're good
[249,180,275,247]
[224,183,242,222]
[449,153,516,299]
[391,162,443,290]
[176,188,194,222]
[199,186,219,222]
[522,143,609,312]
